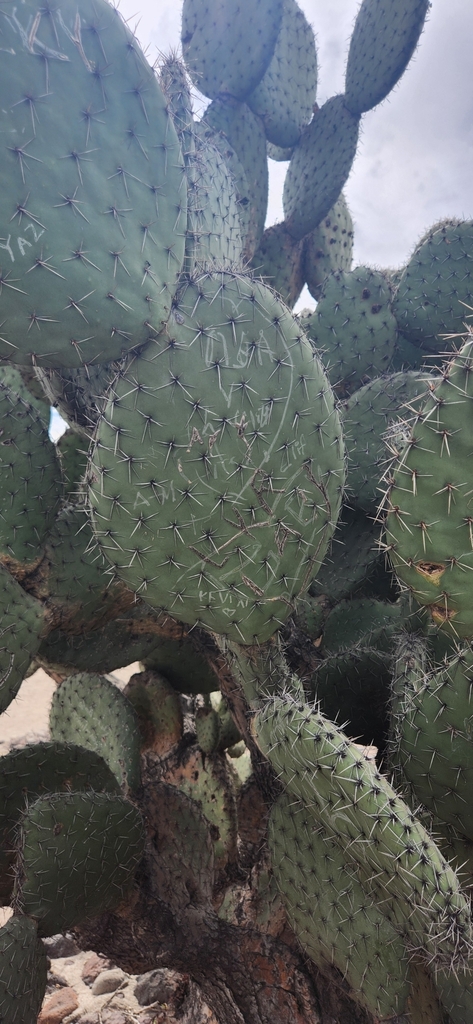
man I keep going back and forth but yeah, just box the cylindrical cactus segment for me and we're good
[252,693,473,970]
[89,270,345,644]
[269,791,411,1020]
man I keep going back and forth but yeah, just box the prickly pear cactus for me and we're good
[0,1,472,1022]
[88,270,345,644]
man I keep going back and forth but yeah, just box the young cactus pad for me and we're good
[0,0,187,368]
[49,672,141,791]
[89,269,345,644]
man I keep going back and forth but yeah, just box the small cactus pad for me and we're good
[181,0,283,100]
[302,267,398,395]
[344,0,430,115]
[392,220,473,353]
[141,782,214,910]
[15,791,145,936]
[0,741,120,901]
[0,915,47,1023]
[302,194,354,301]
[247,0,317,149]
[269,792,410,1019]
[283,96,360,241]
[385,338,473,637]
[0,378,62,568]
[161,744,238,871]
[89,270,345,644]
[0,0,186,368]
[0,564,46,715]
[49,672,141,791]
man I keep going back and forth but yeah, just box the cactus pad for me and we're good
[181,0,283,100]
[0,564,46,715]
[0,915,47,1023]
[269,791,410,1019]
[283,96,360,242]
[247,0,317,149]
[344,0,430,115]
[49,671,141,791]
[89,269,345,644]
[0,0,186,367]
[15,791,145,936]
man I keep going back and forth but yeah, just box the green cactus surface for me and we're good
[302,194,354,301]
[301,266,398,395]
[181,0,283,101]
[0,564,46,715]
[253,693,473,969]
[269,791,411,1020]
[89,269,345,644]
[0,0,187,368]
[246,0,317,149]
[392,220,473,353]
[385,336,473,637]
[0,915,47,1024]
[15,791,145,936]
[283,96,360,242]
[49,671,141,791]
[344,0,430,116]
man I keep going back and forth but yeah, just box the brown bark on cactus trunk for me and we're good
[74,753,391,1024]
[73,629,415,1023]
[73,747,405,1024]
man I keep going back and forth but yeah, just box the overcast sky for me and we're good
[117,0,473,275]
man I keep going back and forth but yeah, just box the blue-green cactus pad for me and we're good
[0,0,186,367]
[89,270,345,644]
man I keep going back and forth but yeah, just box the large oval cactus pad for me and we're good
[0,0,186,367]
[89,270,345,644]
